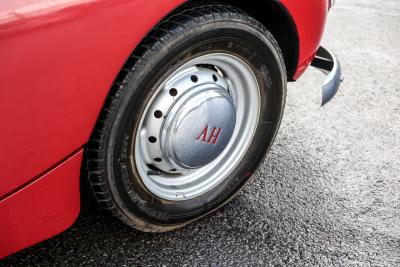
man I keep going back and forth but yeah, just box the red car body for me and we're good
[0,0,330,258]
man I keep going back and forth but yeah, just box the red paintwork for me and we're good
[0,0,185,198]
[0,149,82,259]
[281,0,329,79]
[0,0,329,258]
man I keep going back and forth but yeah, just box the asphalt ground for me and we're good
[3,0,400,265]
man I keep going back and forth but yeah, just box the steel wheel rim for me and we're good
[133,53,261,201]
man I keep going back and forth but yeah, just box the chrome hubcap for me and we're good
[161,82,236,170]
[134,53,260,201]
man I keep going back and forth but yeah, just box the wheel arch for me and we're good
[110,0,299,87]
[221,0,299,80]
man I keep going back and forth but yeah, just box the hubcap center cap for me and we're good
[161,85,236,169]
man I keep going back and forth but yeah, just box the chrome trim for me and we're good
[161,85,236,169]
[311,46,343,106]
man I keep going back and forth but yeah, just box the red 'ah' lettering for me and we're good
[197,125,208,142]
[196,125,222,145]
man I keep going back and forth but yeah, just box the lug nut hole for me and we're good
[191,75,198,83]
[169,88,178,96]
[212,74,218,82]
[148,136,157,143]
[154,110,163,118]
[154,158,162,162]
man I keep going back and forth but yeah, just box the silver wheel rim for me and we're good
[133,53,261,201]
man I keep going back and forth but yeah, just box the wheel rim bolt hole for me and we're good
[191,75,198,83]
[148,136,157,143]
[154,110,163,118]
[154,158,162,162]
[212,74,218,82]
[169,88,178,97]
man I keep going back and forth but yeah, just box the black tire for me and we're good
[86,2,286,232]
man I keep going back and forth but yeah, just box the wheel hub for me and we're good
[161,86,236,169]
[139,67,236,173]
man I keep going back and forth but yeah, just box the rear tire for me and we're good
[86,2,286,232]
